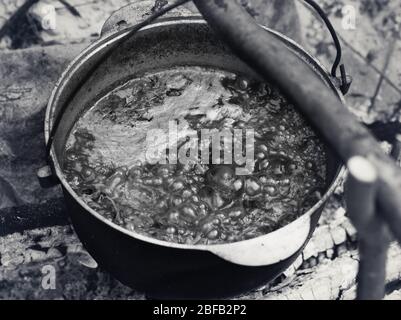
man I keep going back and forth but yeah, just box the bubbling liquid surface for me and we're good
[63,67,327,245]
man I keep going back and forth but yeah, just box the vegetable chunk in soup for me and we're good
[63,67,327,245]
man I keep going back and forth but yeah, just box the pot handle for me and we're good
[303,0,352,95]
[100,1,198,36]
[206,214,312,267]
[37,165,59,188]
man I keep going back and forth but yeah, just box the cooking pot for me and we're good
[42,3,346,299]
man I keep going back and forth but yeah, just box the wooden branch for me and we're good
[192,0,401,244]
[346,157,378,234]
[346,157,390,300]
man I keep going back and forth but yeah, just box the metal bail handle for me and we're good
[45,0,351,161]
[303,0,352,95]
[45,0,192,159]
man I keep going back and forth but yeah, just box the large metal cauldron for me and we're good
[44,11,345,299]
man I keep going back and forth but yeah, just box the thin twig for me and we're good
[342,37,401,96]
[58,0,81,17]
[300,1,401,97]
[369,39,397,112]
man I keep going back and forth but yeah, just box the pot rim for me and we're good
[45,18,346,259]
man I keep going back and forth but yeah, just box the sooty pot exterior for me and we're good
[66,190,322,299]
